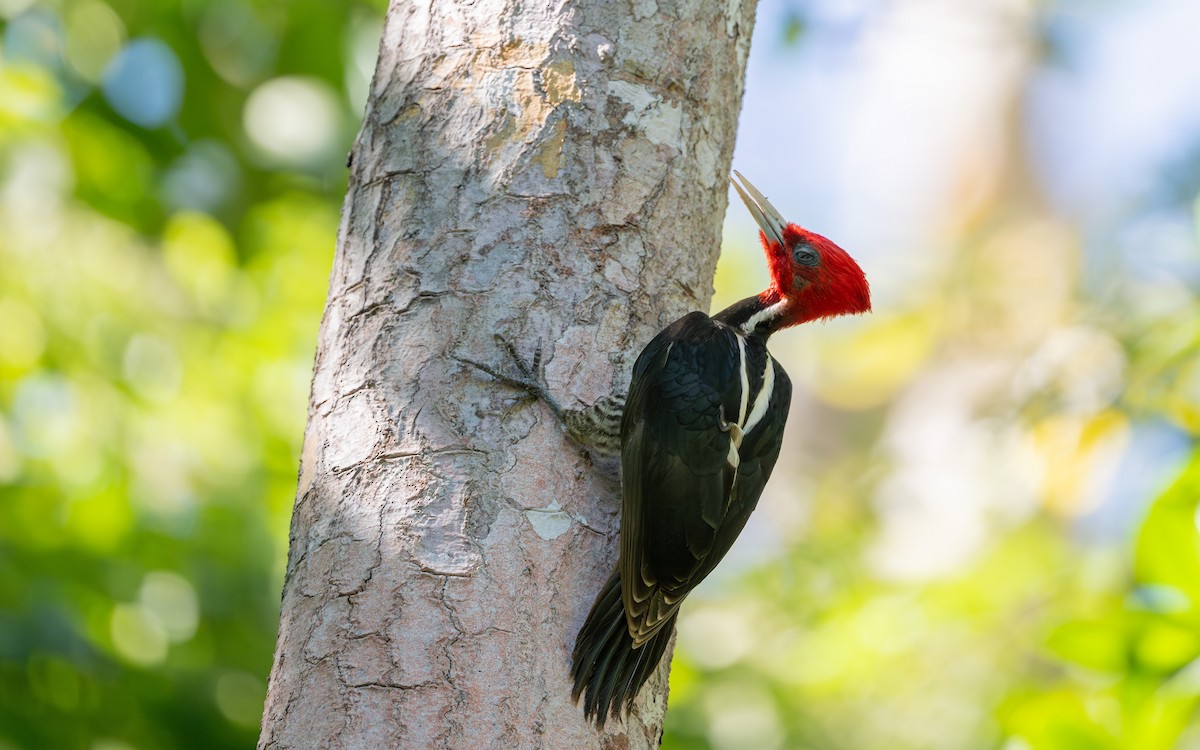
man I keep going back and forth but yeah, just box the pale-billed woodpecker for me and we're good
[463,172,871,726]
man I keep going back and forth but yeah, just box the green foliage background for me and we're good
[0,1,380,747]
[1,1,1199,749]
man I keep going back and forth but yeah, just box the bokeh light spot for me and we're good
[243,77,342,165]
[122,334,182,402]
[64,1,125,82]
[139,571,199,643]
[161,141,241,213]
[102,38,184,128]
[677,606,754,670]
[11,375,76,458]
[110,603,168,667]
[0,0,36,19]
[215,671,266,728]
[199,1,277,87]
[2,9,62,69]
[703,683,784,750]
[0,62,63,127]
[128,437,196,517]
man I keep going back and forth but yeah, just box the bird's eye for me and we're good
[793,245,819,266]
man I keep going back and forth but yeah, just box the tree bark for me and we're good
[258,0,758,746]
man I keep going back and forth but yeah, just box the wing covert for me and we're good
[618,313,790,646]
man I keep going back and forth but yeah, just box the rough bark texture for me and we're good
[258,0,758,747]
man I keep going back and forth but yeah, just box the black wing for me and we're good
[618,312,791,646]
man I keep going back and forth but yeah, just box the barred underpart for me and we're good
[563,394,626,457]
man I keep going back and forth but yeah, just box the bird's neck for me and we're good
[712,290,795,339]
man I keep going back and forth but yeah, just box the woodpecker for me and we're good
[463,172,871,727]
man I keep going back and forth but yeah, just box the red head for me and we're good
[731,172,871,327]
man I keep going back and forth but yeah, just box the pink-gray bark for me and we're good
[258,0,758,746]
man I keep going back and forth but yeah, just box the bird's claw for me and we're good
[496,335,542,385]
[456,336,564,417]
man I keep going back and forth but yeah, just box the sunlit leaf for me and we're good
[1134,621,1200,674]
[1047,619,1129,673]
[1134,460,1200,611]
[1003,691,1121,750]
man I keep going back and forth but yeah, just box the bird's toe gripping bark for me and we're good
[456,335,565,418]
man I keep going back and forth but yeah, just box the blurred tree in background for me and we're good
[1,0,1198,749]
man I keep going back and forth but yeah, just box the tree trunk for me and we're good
[258,0,758,746]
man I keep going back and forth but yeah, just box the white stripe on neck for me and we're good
[740,299,789,334]
[735,335,750,426]
[742,355,776,435]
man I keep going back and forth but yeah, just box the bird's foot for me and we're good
[456,335,565,418]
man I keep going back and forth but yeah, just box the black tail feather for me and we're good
[570,570,676,728]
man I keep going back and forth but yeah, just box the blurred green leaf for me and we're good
[1134,460,1200,611]
[1005,691,1121,750]
[1047,619,1129,672]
